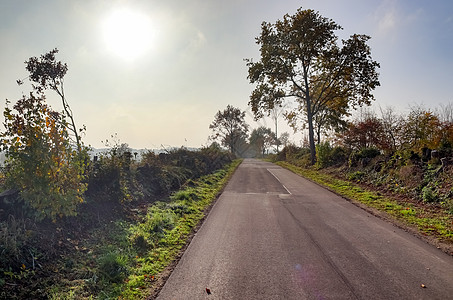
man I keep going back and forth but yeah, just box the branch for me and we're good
[51,78,81,151]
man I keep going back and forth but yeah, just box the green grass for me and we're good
[277,161,453,243]
[45,159,241,300]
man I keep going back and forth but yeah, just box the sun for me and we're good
[102,8,155,61]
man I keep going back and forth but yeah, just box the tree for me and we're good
[227,129,250,157]
[22,48,83,152]
[1,94,87,220]
[339,116,388,151]
[436,103,453,149]
[270,105,287,152]
[401,106,441,152]
[279,132,290,148]
[436,102,453,124]
[379,106,404,153]
[246,8,380,164]
[286,103,348,145]
[209,105,249,155]
[249,126,276,157]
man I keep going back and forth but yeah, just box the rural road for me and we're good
[156,159,453,299]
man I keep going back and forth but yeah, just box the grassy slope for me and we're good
[45,159,242,300]
[276,161,453,255]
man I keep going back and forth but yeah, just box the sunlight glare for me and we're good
[102,8,156,61]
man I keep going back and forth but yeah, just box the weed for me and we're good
[131,233,149,252]
[167,201,196,216]
[348,171,365,182]
[422,186,439,203]
[98,251,129,283]
[171,189,200,201]
[0,216,38,273]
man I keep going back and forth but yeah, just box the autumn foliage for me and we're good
[338,107,453,156]
[1,93,88,220]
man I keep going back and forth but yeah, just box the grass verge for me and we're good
[47,159,241,300]
[276,161,453,249]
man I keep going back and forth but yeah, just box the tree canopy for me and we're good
[249,126,275,157]
[209,105,249,155]
[246,8,380,164]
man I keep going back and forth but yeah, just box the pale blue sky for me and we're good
[0,0,452,148]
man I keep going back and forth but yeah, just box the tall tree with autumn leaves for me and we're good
[246,8,380,164]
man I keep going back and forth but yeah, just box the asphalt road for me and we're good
[156,159,453,299]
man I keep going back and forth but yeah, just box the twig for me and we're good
[5,282,18,286]
[29,249,35,270]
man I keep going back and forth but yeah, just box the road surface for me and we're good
[157,159,453,299]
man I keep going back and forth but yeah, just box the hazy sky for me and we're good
[0,0,452,149]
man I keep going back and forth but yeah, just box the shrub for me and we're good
[135,147,232,200]
[358,148,381,159]
[330,146,348,165]
[349,147,381,167]
[1,94,88,221]
[315,141,333,169]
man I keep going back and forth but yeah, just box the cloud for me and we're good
[372,1,424,42]
[378,9,396,34]
[374,0,398,37]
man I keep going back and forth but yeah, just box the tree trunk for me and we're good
[229,126,235,155]
[303,67,316,165]
[317,124,321,145]
[307,103,316,165]
[55,87,81,152]
[275,118,279,153]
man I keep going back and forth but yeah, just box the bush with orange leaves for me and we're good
[0,93,88,221]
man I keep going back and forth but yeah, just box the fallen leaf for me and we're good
[421,284,427,288]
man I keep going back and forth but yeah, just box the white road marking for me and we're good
[267,168,292,194]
